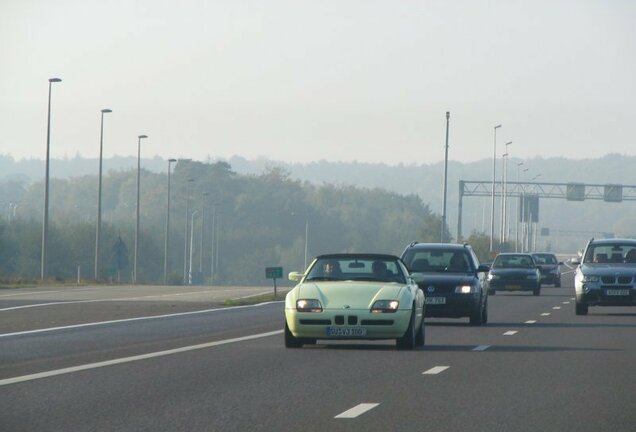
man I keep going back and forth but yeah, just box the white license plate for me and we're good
[426,297,446,305]
[605,289,630,296]
[326,327,367,337]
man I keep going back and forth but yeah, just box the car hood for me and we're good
[296,281,407,310]
[413,273,475,287]
[579,263,636,275]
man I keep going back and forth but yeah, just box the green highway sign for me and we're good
[265,267,283,279]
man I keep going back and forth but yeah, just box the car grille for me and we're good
[418,283,455,294]
[601,276,634,284]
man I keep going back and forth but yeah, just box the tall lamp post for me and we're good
[183,178,194,284]
[501,141,512,243]
[199,192,209,279]
[490,124,502,253]
[188,210,199,285]
[515,162,524,251]
[133,134,148,284]
[41,77,62,280]
[163,158,177,284]
[441,111,450,243]
[94,108,112,281]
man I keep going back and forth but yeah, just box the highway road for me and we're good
[1,271,635,431]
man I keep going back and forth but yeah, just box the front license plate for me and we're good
[426,297,446,305]
[605,289,630,296]
[326,327,367,337]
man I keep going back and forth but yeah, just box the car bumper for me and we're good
[424,295,480,318]
[285,308,414,339]
[576,288,636,306]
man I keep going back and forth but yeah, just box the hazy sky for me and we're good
[1,0,634,166]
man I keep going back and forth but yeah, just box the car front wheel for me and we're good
[284,320,303,348]
[575,302,588,316]
[396,307,416,350]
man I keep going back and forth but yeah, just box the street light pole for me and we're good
[501,141,512,243]
[200,192,209,278]
[133,134,148,284]
[183,178,194,284]
[515,162,523,252]
[95,108,112,281]
[441,111,450,243]
[188,210,199,285]
[41,77,62,280]
[490,124,501,253]
[163,158,177,284]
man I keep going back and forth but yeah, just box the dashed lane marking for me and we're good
[335,403,380,419]
[541,313,551,316]
[423,366,450,375]
[472,345,491,352]
[553,306,562,310]
[563,301,570,304]
[503,330,518,336]
[525,320,537,324]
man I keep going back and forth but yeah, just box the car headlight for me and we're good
[455,285,475,294]
[487,274,499,281]
[296,299,323,312]
[583,275,600,283]
[371,300,399,313]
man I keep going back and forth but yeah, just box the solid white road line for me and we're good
[472,345,491,352]
[0,301,283,338]
[503,330,518,336]
[0,330,283,387]
[541,313,551,316]
[334,403,380,419]
[525,320,537,324]
[423,366,450,375]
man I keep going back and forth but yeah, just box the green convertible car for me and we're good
[284,253,425,349]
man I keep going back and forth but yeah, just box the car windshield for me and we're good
[533,254,557,265]
[583,244,636,264]
[402,249,472,273]
[305,257,406,283]
[493,255,535,269]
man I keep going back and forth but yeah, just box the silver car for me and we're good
[571,238,636,315]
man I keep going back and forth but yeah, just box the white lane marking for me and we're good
[571,297,575,300]
[553,306,562,310]
[563,301,570,304]
[334,403,380,419]
[0,289,265,312]
[0,330,283,387]
[503,330,518,336]
[0,290,67,298]
[525,320,537,324]
[472,345,491,352]
[541,313,551,316]
[0,301,283,338]
[423,366,450,375]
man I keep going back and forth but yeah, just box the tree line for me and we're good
[1,160,495,286]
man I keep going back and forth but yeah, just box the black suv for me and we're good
[401,242,490,326]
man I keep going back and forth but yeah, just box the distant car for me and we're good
[487,253,542,296]
[532,252,563,287]
[570,238,636,315]
[400,242,490,326]
[284,253,425,349]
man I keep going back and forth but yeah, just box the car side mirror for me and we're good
[477,264,490,273]
[558,261,564,265]
[569,258,581,266]
[288,271,304,282]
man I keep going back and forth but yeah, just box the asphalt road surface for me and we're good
[1,272,635,432]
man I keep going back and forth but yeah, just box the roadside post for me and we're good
[265,266,283,298]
